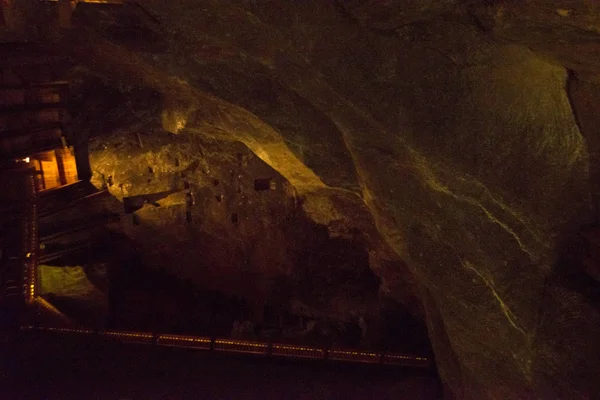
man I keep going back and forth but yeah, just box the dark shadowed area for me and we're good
[2,1,600,399]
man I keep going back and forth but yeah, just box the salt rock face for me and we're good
[471,0,600,82]
[62,0,600,398]
[85,113,394,330]
[336,0,469,29]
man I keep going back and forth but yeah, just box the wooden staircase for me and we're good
[38,181,121,265]
[0,43,71,161]
[0,168,38,331]
[0,40,120,329]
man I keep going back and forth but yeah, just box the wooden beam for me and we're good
[40,212,120,241]
[0,82,69,90]
[44,0,124,4]
[39,189,109,218]
[0,122,63,139]
[38,242,90,264]
[0,102,67,114]
[0,142,64,161]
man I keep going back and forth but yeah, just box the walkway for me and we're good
[4,329,442,399]
[22,325,430,368]
[0,169,430,369]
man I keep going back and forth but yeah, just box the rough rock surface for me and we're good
[37,264,109,328]
[80,84,420,338]
[22,0,600,398]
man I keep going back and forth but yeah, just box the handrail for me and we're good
[1,169,39,302]
[21,326,431,368]
[24,170,39,302]
[39,189,109,218]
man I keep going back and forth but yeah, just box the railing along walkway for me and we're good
[22,326,430,368]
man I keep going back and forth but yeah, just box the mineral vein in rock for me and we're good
[463,260,527,337]
[416,157,538,261]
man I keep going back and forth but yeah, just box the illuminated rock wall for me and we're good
[47,1,600,397]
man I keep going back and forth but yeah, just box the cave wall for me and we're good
[568,78,600,218]
[87,122,393,330]
[108,5,597,395]
[18,0,600,398]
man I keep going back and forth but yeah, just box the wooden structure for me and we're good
[0,166,39,331]
[0,81,68,160]
[0,42,87,190]
[0,40,120,330]
[28,147,79,191]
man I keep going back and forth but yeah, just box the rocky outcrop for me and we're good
[86,114,404,333]
[37,264,109,328]
[26,0,600,398]
[471,0,600,82]
[339,0,468,27]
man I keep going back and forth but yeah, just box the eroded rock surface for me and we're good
[25,0,600,398]
[83,98,419,346]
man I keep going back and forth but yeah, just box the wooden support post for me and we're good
[55,149,67,186]
[58,0,73,29]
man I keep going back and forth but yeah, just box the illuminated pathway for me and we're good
[22,326,430,368]
[7,156,429,370]
[15,176,429,369]
[18,181,429,369]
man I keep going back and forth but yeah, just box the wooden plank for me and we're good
[0,142,63,161]
[38,242,90,264]
[0,88,24,105]
[0,56,69,69]
[0,102,66,114]
[38,180,89,200]
[41,157,61,190]
[55,147,78,184]
[0,131,63,158]
[40,212,120,241]
[45,0,124,4]
[39,189,110,218]
[1,109,62,132]
[0,122,63,139]
[0,82,68,89]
